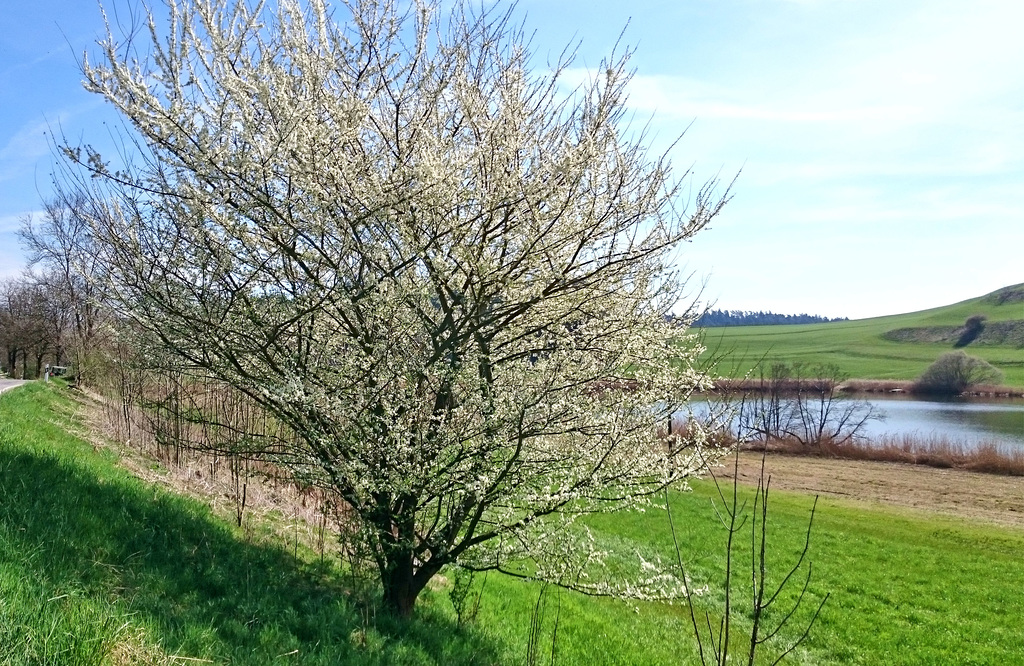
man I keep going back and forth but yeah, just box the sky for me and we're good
[1,0,1022,320]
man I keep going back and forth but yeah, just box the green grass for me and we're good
[0,384,502,665]
[586,483,1024,665]
[697,283,1024,387]
[2,383,1024,664]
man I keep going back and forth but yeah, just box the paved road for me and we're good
[0,379,28,395]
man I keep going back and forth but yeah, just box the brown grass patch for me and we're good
[708,377,1023,398]
[708,377,838,393]
[960,383,1024,398]
[836,379,913,394]
[741,433,1024,477]
[74,386,350,559]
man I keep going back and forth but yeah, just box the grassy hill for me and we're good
[697,284,1024,387]
[4,383,1024,663]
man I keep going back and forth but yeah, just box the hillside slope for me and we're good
[698,284,1024,387]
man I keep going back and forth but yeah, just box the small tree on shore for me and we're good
[65,0,728,615]
[914,351,1003,396]
[738,362,875,448]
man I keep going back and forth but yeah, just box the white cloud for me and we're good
[0,229,26,278]
[0,211,39,234]
[0,97,109,186]
[0,120,54,182]
[624,74,924,125]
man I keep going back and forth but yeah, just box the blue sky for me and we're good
[1,0,1022,319]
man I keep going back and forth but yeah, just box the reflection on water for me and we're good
[857,394,1024,449]
[683,394,1024,451]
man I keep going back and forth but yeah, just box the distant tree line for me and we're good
[0,277,64,378]
[691,309,848,328]
[0,186,108,380]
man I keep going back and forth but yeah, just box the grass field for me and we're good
[2,383,1023,664]
[697,284,1024,387]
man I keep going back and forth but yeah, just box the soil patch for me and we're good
[715,452,1024,530]
[882,319,1024,347]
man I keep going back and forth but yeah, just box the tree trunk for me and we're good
[381,554,419,617]
[379,549,441,617]
[374,504,446,618]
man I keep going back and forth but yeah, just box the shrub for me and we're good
[913,351,1003,395]
[954,315,987,348]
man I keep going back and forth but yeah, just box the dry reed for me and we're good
[78,384,351,561]
[709,378,1023,398]
[741,432,1024,477]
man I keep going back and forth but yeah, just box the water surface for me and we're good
[682,394,1024,451]
[857,393,1024,449]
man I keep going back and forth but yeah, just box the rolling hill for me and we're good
[696,284,1024,387]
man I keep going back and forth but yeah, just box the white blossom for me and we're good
[69,0,729,614]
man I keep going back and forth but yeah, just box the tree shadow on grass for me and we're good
[0,446,498,665]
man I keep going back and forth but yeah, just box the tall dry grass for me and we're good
[709,378,1023,398]
[819,434,1024,475]
[709,377,839,393]
[836,379,913,394]
[80,370,351,563]
[740,432,1024,477]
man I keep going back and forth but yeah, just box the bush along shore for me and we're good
[667,414,1024,478]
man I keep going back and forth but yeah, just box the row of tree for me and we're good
[0,277,63,378]
[0,188,107,380]
[692,309,848,327]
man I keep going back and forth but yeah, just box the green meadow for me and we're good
[2,383,1023,664]
[697,284,1024,387]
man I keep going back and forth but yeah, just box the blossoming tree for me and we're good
[69,0,728,615]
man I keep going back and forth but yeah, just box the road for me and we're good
[0,379,28,395]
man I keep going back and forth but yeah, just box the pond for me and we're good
[681,394,1024,452]
[856,393,1024,449]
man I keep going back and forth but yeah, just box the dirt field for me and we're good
[716,452,1024,530]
